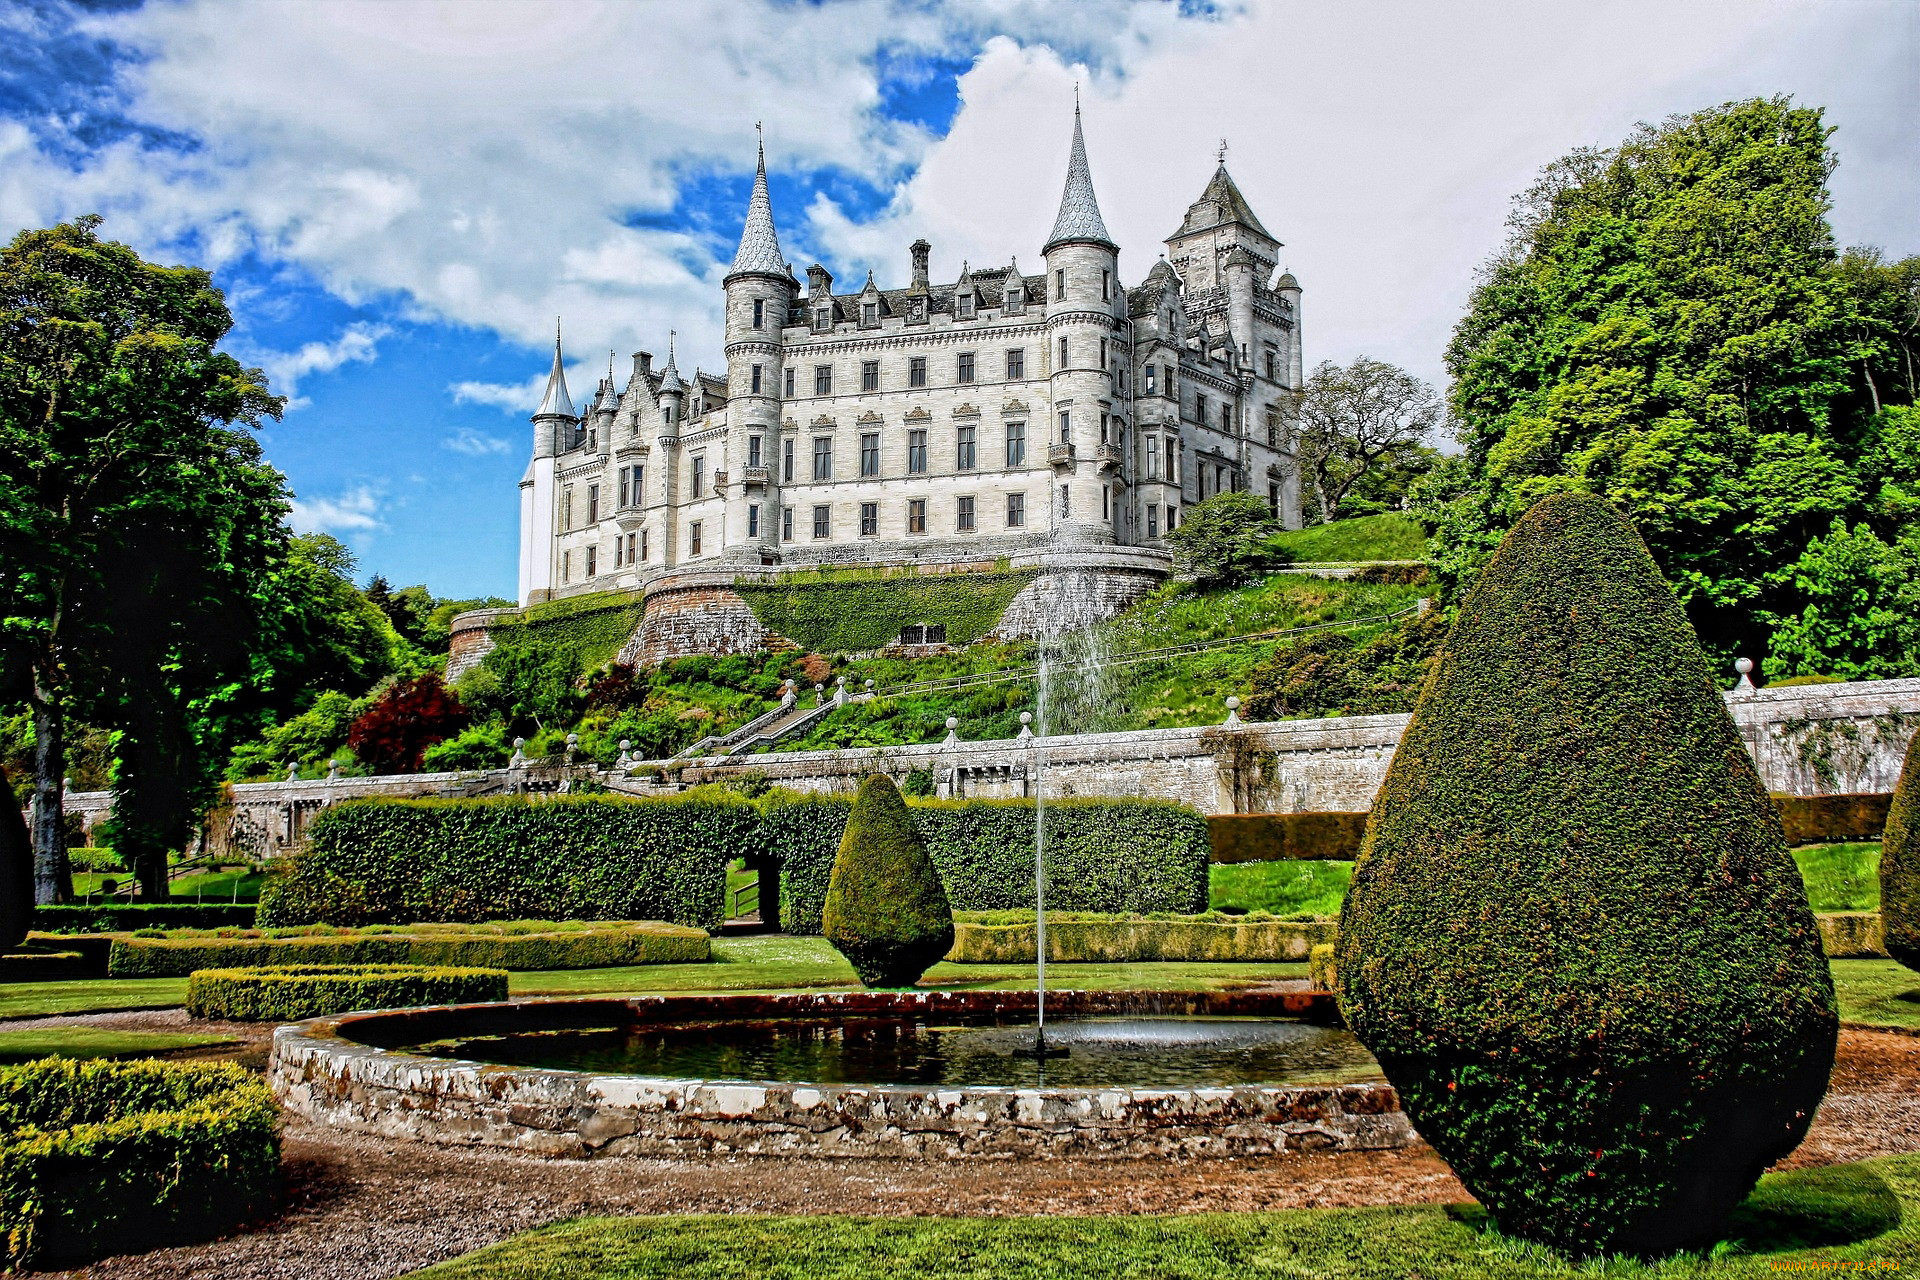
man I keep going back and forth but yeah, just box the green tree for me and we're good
[1429,97,1915,669]
[1292,357,1445,524]
[1165,491,1278,588]
[821,773,953,987]
[1337,493,1835,1256]
[1882,730,1920,972]
[0,217,285,900]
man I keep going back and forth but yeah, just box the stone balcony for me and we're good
[1095,442,1124,471]
[1048,441,1075,468]
[741,465,770,489]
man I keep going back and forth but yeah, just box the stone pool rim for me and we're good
[268,988,1415,1160]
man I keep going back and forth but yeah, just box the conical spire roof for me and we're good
[535,326,575,418]
[728,135,787,279]
[1044,101,1115,253]
[657,332,686,395]
[1171,163,1275,242]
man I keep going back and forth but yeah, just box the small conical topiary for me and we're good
[822,774,954,988]
[1336,491,1836,1257]
[1881,729,1920,972]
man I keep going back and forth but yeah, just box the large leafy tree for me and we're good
[1426,97,1919,671]
[1292,357,1445,524]
[0,217,287,900]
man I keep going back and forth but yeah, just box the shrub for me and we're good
[257,795,756,928]
[347,673,468,774]
[1883,730,1920,970]
[64,846,123,873]
[110,920,705,977]
[765,793,1210,936]
[822,775,953,987]
[1208,812,1367,862]
[1817,912,1886,958]
[1166,491,1279,587]
[0,1058,278,1268]
[1308,942,1337,991]
[1775,792,1893,846]
[186,963,508,1020]
[1336,492,1836,1257]
[948,913,1332,963]
[33,903,257,933]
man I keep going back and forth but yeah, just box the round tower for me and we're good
[1042,101,1122,546]
[722,133,796,564]
[520,326,577,604]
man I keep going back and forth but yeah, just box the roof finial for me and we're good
[535,320,575,418]
[729,129,786,278]
[1217,137,1228,166]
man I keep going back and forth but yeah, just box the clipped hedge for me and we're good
[1775,792,1893,846]
[110,920,707,978]
[948,911,1333,964]
[257,795,758,928]
[33,903,257,933]
[765,794,1211,936]
[1817,912,1887,959]
[1208,812,1369,863]
[186,964,508,1021]
[1308,942,1337,991]
[1884,730,1920,970]
[0,1058,279,1268]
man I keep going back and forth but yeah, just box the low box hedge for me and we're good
[110,920,708,978]
[0,948,92,983]
[765,794,1211,936]
[1775,793,1892,846]
[258,795,757,928]
[0,1057,279,1268]
[186,964,509,1021]
[1308,942,1337,991]
[33,903,257,933]
[945,910,1335,964]
[1816,911,1887,958]
[1208,812,1370,863]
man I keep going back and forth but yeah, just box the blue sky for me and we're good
[3,0,1914,600]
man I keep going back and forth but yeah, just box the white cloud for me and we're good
[290,485,384,535]
[442,427,510,456]
[232,322,389,412]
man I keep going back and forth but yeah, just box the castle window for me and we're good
[812,505,830,539]
[908,429,927,474]
[749,435,763,468]
[748,504,760,538]
[1166,436,1178,482]
[751,364,763,394]
[1058,336,1068,368]
[813,365,832,396]
[812,436,833,481]
[1222,400,1233,432]
[860,502,878,536]
[1266,411,1278,448]
[1006,348,1024,380]
[958,292,975,319]
[1058,410,1070,443]
[619,468,630,507]
[909,298,925,322]
[862,302,878,327]
[1054,269,1064,301]
[1265,347,1278,381]
[1006,492,1025,527]
[689,521,702,556]
[614,535,623,567]
[753,298,765,329]
[1102,487,1110,521]
[1195,393,1206,425]
[909,356,926,389]
[691,455,704,498]
[562,487,573,530]
[1145,366,1157,394]
[1058,484,1070,517]
[907,498,926,534]
[586,545,597,577]
[1269,482,1280,514]
[1101,269,1110,301]
[957,352,975,384]
[1099,339,1107,370]
[782,437,794,483]
[1146,434,1160,478]
[1167,503,1178,529]
[784,368,795,397]
[861,360,879,392]
[814,307,831,333]
[1005,280,1023,311]
[781,506,793,541]
[588,484,600,523]
[1162,363,1174,393]
[627,531,639,564]
[1147,504,1160,538]
[957,495,975,532]
[1006,421,1026,466]
[561,550,570,583]
[956,424,976,471]
[641,528,648,560]
[860,432,880,477]
[587,426,596,451]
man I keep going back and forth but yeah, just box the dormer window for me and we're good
[862,302,878,327]
[814,307,832,333]
[908,298,926,323]
[957,292,975,319]
[1005,281,1023,313]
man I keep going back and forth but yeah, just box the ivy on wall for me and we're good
[484,588,647,673]
[734,568,1039,654]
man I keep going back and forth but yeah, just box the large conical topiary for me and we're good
[1336,491,1836,1257]
[0,800,28,954]
[822,774,954,988]
[1882,729,1920,972]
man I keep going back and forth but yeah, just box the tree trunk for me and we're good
[28,686,72,905]
[134,848,168,902]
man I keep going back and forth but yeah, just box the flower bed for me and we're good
[186,964,509,1021]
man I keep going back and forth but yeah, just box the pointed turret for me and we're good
[727,135,787,281]
[1043,100,1115,253]
[657,332,686,396]
[1170,163,1276,243]
[534,326,576,419]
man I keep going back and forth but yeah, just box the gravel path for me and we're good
[27,1024,1920,1280]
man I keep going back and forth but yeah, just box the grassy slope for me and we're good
[405,1154,1920,1279]
[1268,512,1429,563]
[0,1028,236,1062]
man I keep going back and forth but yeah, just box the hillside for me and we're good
[1266,513,1427,563]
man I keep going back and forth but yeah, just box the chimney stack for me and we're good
[910,239,931,288]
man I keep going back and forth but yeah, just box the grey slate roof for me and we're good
[1043,106,1115,253]
[728,142,787,279]
[535,334,576,418]
[1170,164,1275,242]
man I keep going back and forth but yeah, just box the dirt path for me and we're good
[32,1026,1920,1280]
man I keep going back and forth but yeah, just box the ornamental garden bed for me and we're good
[0,1057,279,1269]
[186,964,509,1021]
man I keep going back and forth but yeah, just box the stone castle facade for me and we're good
[516,108,1305,609]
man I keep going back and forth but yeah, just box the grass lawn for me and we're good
[1795,843,1880,913]
[0,1027,236,1063]
[1832,959,1920,1030]
[1267,512,1429,563]
[1211,859,1352,916]
[69,868,265,903]
[402,1152,1920,1279]
[0,977,187,1019]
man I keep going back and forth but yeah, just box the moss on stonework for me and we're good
[734,571,1038,653]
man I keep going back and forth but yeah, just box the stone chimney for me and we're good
[806,263,834,298]
[631,351,652,380]
[910,239,931,288]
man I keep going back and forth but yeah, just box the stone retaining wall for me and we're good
[269,990,1413,1160]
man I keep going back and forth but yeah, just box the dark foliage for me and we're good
[0,801,28,953]
[1882,731,1920,970]
[1336,492,1836,1256]
[1207,812,1368,863]
[346,674,468,774]
[1243,609,1450,721]
[821,775,954,988]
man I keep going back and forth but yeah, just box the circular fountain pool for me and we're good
[269,990,1413,1159]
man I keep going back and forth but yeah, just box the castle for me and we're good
[515,106,1305,619]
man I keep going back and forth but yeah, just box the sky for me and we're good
[3,0,1914,600]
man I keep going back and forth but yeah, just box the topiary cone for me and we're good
[1335,491,1836,1258]
[822,774,954,988]
[0,800,29,953]
[1882,729,1920,972]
